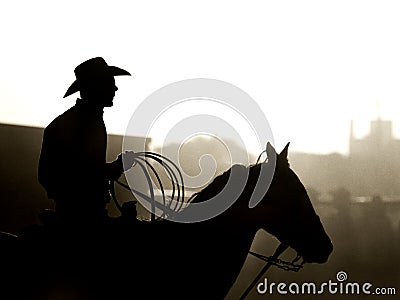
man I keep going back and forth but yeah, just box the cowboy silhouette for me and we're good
[38,57,135,226]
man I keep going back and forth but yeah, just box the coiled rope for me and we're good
[110,151,186,221]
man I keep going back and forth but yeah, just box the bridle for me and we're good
[110,151,306,299]
[240,243,305,299]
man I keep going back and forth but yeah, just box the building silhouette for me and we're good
[348,118,400,197]
[290,118,400,198]
[349,118,400,160]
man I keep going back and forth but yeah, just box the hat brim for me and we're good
[63,66,131,98]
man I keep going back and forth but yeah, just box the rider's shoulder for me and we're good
[45,106,79,133]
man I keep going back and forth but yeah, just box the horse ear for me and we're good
[278,142,290,163]
[266,142,277,160]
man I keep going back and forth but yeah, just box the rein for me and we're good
[248,249,304,272]
[239,243,305,300]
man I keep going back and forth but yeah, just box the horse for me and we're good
[1,142,332,300]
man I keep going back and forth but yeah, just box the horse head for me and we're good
[188,142,332,265]
[247,142,333,263]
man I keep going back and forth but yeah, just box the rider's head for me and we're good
[63,57,131,107]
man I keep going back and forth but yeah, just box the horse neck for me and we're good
[187,216,258,297]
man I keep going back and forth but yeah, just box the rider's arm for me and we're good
[105,157,123,181]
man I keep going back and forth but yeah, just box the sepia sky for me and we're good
[1,1,400,155]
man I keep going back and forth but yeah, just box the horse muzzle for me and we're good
[299,236,333,264]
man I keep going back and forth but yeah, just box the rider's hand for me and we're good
[119,150,136,172]
[107,151,136,180]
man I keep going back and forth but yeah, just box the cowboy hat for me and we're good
[63,57,131,98]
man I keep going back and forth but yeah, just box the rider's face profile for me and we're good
[80,75,118,107]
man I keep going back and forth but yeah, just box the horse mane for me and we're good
[188,162,266,205]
